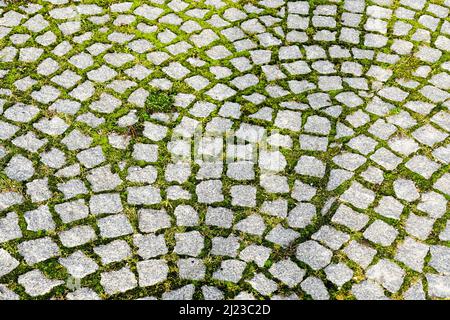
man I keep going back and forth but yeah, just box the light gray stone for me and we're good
[18,237,59,265]
[100,266,137,295]
[137,259,168,287]
[59,225,96,248]
[18,270,63,297]
[174,231,204,257]
[59,251,98,279]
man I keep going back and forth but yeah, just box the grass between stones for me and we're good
[0,0,449,301]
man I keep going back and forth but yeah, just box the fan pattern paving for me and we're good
[0,0,449,300]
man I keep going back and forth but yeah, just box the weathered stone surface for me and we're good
[1,0,448,300]
[100,266,137,295]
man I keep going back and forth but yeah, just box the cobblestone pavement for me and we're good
[0,0,449,300]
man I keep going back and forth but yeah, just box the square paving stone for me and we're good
[296,240,332,270]
[59,225,97,248]
[18,270,63,297]
[174,231,204,257]
[363,220,399,246]
[178,258,206,280]
[269,259,305,288]
[98,214,134,239]
[137,260,168,287]
[18,237,59,265]
[0,249,19,278]
[212,260,247,283]
[138,209,171,233]
[94,240,132,265]
[59,251,98,279]
[100,266,137,295]
[134,233,168,259]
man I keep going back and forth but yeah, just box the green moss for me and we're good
[145,91,174,113]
